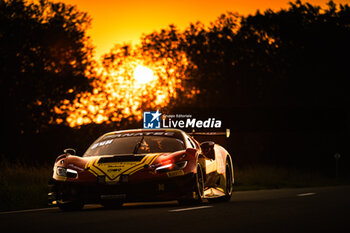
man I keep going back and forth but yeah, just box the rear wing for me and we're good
[188,129,230,138]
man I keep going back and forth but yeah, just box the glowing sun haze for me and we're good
[134,65,155,84]
[55,45,195,127]
[55,0,349,59]
[52,0,349,127]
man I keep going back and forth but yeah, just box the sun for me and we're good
[133,65,154,84]
[55,49,196,127]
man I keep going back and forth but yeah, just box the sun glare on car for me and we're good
[133,65,154,84]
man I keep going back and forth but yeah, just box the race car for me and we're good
[48,128,234,211]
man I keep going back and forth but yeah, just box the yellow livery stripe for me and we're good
[128,153,161,175]
[121,154,158,175]
[86,154,161,181]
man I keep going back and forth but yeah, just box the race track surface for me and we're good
[1,186,349,233]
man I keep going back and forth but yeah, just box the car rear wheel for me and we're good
[222,156,233,201]
[209,155,233,203]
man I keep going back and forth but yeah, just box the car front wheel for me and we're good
[178,162,205,205]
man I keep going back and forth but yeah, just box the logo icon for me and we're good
[143,110,161,128]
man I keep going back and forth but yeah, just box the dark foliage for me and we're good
[1,1,349,177]
[0,0,94,158]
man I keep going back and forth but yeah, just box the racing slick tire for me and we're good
[209,155,234,203]
[178,163,205,205]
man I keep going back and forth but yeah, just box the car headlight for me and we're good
[56,166,66,176]
[155,161,188,173]
[56,166,78,178]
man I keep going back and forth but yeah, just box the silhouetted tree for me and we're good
[0,0,94,157]
[237,0,350,107]
[139,24,197,106]
[137,1,349,110]
[180,13,241,107]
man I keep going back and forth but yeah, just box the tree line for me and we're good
[1,0,349,170]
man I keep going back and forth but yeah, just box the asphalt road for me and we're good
[1,186,349,233]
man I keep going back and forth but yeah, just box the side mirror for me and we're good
[185,148,197,156]
[200,141,215,159]
[64,148,76,155]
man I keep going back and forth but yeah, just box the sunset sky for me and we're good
[56,0,350,59]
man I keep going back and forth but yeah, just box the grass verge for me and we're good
[0,159,52,211]
[0,160,344,211]
[234,165,340,191]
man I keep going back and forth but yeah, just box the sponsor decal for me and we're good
[86,154,161,183]
[90,139,113,149]
[119,174,129,183]
[158,184,165,191]
[107,168,122,172]
[167,170,185,177]
[113,131,175,137]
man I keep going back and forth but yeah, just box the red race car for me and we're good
[48,128,234,210]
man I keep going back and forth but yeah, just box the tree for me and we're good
[161,1,350,109]
[0,0,94,157]
[237,0,350,107]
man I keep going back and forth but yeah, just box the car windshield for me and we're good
[83,135,185,157]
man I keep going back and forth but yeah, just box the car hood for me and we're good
[84,153,165,182]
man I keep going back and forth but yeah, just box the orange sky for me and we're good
[56,0,350,59]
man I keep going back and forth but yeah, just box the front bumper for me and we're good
[48,173,195,205]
